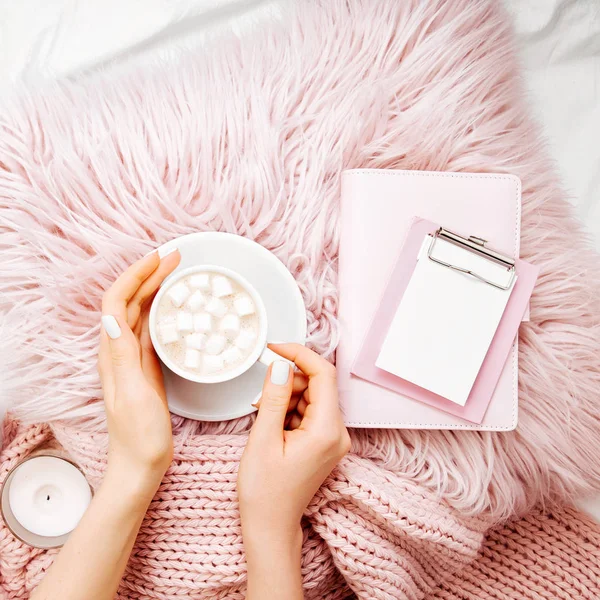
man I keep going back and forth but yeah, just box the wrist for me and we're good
[103,461,164,508]
[242,521,303,560]
[243,524,303,600]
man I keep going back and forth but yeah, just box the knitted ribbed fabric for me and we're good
[0,420,490,599]
[428,505,600,600]
[3,423,600,600]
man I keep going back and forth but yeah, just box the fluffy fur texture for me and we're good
[0,0,599,554]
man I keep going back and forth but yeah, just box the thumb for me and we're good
[252,361,293,439]
[101,315,140,381]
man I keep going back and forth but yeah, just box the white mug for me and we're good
[149,265,282,384]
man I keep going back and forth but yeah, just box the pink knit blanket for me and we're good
[1,0,600,598]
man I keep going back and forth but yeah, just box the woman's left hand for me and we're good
[31,249,182,600]
[98,249,180,491]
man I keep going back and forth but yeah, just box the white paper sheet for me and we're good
[376,236,515,406]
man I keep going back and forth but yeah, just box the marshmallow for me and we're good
[222,345,243,365]
[193,313,212,333]
[185,333,206,350]
[159,322,179,344]
[205,297,228,318]
[167,282,190,307]
[205,334,227,355]
[186,290,206,311]
[235,329,258,351]
[204,354,225,373]
[189,273,211,290]
[211,275,234,298]
[176,311,194,333]
[234,294,255,317]
[184,348,201,370]
[219,313,241,336]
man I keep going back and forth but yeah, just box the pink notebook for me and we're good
[351,218,538,424]
[337,169,528,430]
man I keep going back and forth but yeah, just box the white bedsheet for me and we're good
[1,0,599,516]
[505,0,600,249]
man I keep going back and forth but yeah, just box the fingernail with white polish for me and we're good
[270,361,290,386]
[158,246,178,259]
[102,315,122,339]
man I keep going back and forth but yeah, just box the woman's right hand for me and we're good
[238,343,350,552]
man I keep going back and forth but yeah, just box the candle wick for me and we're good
[46,495,50,501]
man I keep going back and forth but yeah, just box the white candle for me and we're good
[6,456,92,539]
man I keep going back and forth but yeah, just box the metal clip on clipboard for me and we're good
[427,227,516,290]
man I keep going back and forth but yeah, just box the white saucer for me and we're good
[154,233,306,421]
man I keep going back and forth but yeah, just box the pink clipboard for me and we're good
[351,218,539,424]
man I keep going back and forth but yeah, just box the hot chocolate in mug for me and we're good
[150,265,284,383]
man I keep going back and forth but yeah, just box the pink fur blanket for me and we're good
[1,0,600,597]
